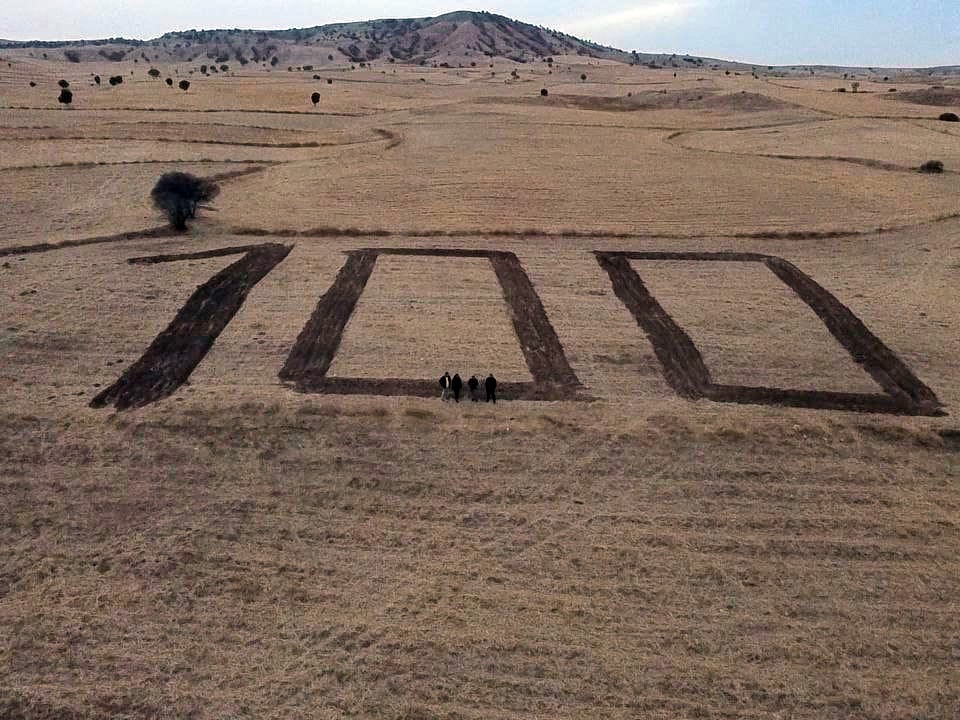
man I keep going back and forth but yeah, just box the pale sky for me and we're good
[2,1,958,67]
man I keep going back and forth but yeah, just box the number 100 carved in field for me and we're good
[91,243,943,416]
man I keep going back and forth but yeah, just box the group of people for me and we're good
[439,372,498,403]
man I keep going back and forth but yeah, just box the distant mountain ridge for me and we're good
[0,10,732,69]
[1,10,957,73]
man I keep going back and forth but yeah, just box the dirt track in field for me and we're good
[91,243,291,410]
[596,251,944,415]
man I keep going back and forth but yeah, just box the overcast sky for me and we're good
[2,1,958,67]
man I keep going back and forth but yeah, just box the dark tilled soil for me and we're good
[596,253,709,399]
[596,251,944,415]
[127,244,274,265]
[282,249,582,400]
[287,378,569,401]
[91,243,292,410]
[280,250,378,382]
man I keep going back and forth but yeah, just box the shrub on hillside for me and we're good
[58,88,72,106]
[540,88,548,96]
[148,68,160,78]
[29,81,36,87]
[150,172,219,231]
[58,79,69,88]
[919,160,944,174]
[311,91,321,106]
[178,79,190,91]
[165,77,173,86]
[94,75,101,85]
[64,49,81,63]
[939,112,959,122]
[109,75,123,86]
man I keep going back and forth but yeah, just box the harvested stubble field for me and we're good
[1,52,960,720]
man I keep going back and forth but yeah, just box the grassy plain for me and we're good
[1,53,959,718]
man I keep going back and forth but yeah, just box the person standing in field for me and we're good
[451,373,463,403]
[439,371,451,400]
[468,375,479,401]
[485,374,497,403]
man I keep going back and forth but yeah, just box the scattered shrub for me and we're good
[148,68,160,78]
[311,91,320,106]
[165,77,173,86]
[178,79,190,91]
[150,172,220,231]
[328,54,334,61]
[64,49,81,63]
[94,75,100,85]
[58,79,69,88]
[57,88,72,106]
[108,75,123,86]
[939,112,959,122]
[326,78,332,84]
[540,88,548,96]
[29,81,36,87]
[313,74,320,79]
[220,64,228,72]
[919,160,944,174]
[580,73,587,81]
[303,65,313,71]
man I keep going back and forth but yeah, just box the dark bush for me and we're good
[328,54,334,61]
[58,88,72,106]
[919,160,944,174]
[311,91,320,106]
[150,172,219,231]
[326,78,332,84]
[64,49,81,63]
[148,68,160,78]
[179,80,190,91]
[109,75,123,86]
[303,65,313,71]
[834,87,846,92]
[313,74,320,79]
[270,56,278,66]
[165,77,173,86]
[580,73,587,81]
[220,64,228,71]
[939,112,959,122]
[29,81,36,87]
[58,79,69,88]
[94,75,101,85]
[540,88,548,96]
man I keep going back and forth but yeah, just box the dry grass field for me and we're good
[1,47,960,719]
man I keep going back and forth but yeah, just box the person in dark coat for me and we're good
[485,374,497,403]
[439,371,450,400]
[467,375,479,401]
[451,373,463,403]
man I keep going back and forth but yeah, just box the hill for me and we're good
[0,10,740,69]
